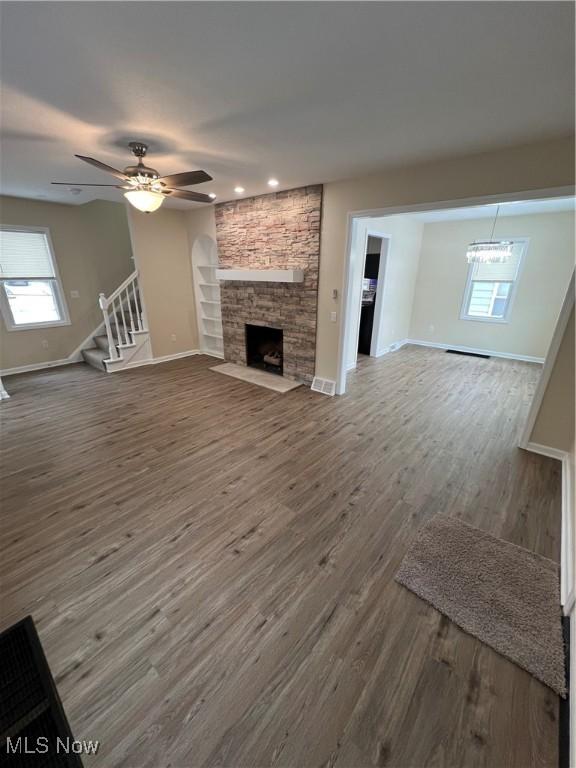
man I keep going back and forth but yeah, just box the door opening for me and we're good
[358,236,381,357]
[343,226,389,373]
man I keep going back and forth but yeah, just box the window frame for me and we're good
[460,237,528,325]
[0,225,71,331]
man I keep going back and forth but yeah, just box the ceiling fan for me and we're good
[52,142,213,212]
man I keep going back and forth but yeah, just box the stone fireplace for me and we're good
[215,185,322,385]
[245,324,283,376]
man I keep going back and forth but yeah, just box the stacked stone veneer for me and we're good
[215,185,322,384]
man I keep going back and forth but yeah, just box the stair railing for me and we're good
[98,271,146,361]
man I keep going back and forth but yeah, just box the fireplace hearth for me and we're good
[245,324,283,376]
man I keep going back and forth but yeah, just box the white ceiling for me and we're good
[1,2,574,208]
[407,196,576,223]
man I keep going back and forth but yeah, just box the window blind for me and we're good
[0,230,55,279]
[471,242,523,282]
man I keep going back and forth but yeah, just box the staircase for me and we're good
[82,271,152,372]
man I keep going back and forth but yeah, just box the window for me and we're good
[0,227,70,330]
[461,240,526,323]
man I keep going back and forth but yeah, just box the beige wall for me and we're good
[409,211,574,359]
[186,206,217,248]
[0,196,133,370]
[128,206,200,359]
[530,307,575,453]
[317,135,575,382]
[371,215,423,353]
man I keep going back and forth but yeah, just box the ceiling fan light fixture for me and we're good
[124,188,164,213]
[54,143,214,208]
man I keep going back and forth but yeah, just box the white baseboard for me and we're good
[150,349,202,365]
[118,349,202,371]
[523,441,568,462]
[1,358,78,376]
[1,317,108,376]
[375,339,409,358]
[3,348,213,376]
[405,339,545,364]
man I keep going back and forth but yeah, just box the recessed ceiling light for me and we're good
[209,193,217,199]
[267,178,279,188]
[234,186,245,194]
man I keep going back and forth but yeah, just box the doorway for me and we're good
[343,224,390,374]
[358,235,387,358]
[337,187,575,397]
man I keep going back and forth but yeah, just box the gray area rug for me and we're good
[396,514,566,696]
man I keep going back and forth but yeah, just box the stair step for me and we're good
[82,347,111,372]
[94,335,113,352]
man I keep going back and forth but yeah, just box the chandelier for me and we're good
[466,205,512,264]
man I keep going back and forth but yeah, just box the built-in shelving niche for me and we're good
[191,236,223,358]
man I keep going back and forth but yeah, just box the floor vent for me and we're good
[446,349,491,359]
[311,377,336,396]
[0,616,83,766]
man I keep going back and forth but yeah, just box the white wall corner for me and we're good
[570,608,576,768]
[561,452,575,615]
[523,444,574,619]
[519,270,575,449]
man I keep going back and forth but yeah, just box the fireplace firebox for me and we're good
[245,324,283,376]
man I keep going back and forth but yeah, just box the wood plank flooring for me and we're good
[0,347,562,767]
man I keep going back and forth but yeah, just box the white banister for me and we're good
[118,296,129,345]
[98,270,144,361]
[126,288,136,333]
[112,299,121,350]
[132,281,143,331]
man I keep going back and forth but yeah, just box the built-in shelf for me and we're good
[215,268,304,283]
[192,236,223,356]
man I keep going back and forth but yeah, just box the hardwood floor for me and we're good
[0,347,562,767]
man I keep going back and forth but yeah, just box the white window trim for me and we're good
[460,237,529,325]
[0,225,71,331]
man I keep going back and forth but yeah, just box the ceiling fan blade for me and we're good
[156,170,212,187]
[163,188,213,203]
[51,182,125,187]
[75,155,129,181]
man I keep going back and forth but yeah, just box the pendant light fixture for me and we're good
[466,205,513,264]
